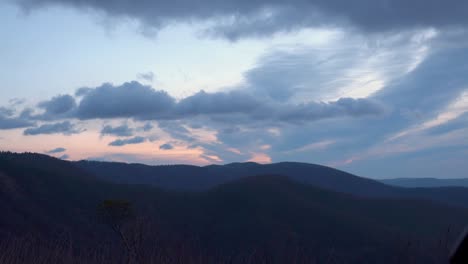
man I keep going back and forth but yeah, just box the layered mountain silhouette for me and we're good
[381,178,468,188]
[76,159,468,209]
[1,152,468,263]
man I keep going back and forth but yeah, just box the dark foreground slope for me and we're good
[0,152,163,239]
[1,152,468,263]
[76,160,468,209]
[189,175,468,262]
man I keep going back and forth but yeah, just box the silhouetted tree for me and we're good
[98,199,138,264]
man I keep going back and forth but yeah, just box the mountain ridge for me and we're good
[381,177,468,188]
[75,158,468,209]
[1,151,467,263]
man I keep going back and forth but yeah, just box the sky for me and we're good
[1,0,468,179]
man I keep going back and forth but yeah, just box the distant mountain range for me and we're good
[1,152,468,263]
[76,159,468,209]
[381,178,468,188]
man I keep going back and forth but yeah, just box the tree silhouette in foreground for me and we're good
[98,199,139,264]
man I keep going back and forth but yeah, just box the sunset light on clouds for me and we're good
[2,0,468,178]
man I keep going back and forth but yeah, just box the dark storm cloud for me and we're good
[38,94,76,116]
[46,147,66,154]
[159,143,174,150]
[12,0,468,39]
[101,124,134,137]
[108,136,147,146]
[23,121,82,135]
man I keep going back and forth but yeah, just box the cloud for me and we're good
[76,81,176,119]
[158,121,196,142]
[137,71,155,82]
[3,30,445,177]
[85,152,207,165]
[159,143,174,150]
[0,116,34,129]
[275,98,386,123]
[176,90,261,116]
[317,44,468,169]
[186,36,468,170]
[247,152,272,164]
[23,121,82,135]
[71,81,384,123]
[12,0,468,40]
[0,110,35,130]
[108,136,147,146]
[38,94,76,117]
[140,122,153,132]
[0,107,14,117]
[246,31,435,102]
[8,98,26,106]
[75,87,93,97]
[426,112,468,135]
[200,154,222,164]
[101,124,134,137]
[23,30,422,130]
[58,154,70,160]
[46,147,66,154]
[283,140,335,154]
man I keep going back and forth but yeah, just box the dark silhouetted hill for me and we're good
[0,152,163,239]
[75,160,398,195]
[2,152,468,263]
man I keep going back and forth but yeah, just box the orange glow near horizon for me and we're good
[248,152,272,164]
[0,128,219,165]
